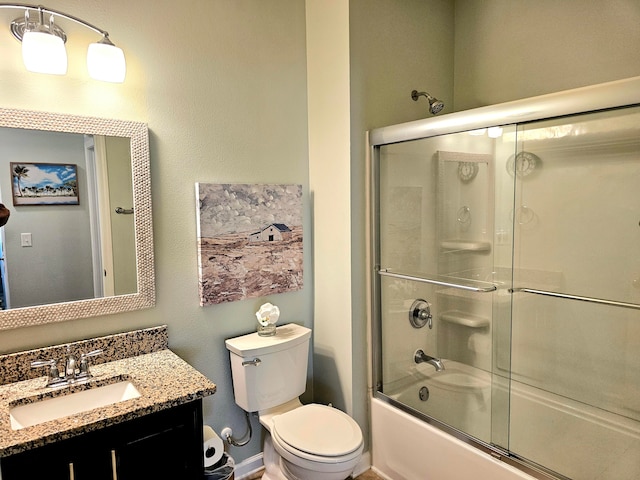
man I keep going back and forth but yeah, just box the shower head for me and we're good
[429,97,445,115]
[411,90,445,115]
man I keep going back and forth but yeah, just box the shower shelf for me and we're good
[440,310,490,328]
[440,240,491,252]
[378,269,497,293]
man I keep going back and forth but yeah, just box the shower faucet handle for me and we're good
[409,299,433,329]
[417,309,433,328]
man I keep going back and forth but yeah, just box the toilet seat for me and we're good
[271,404,363,463]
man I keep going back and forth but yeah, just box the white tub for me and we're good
[371,397,535,480]
[372,362,640,480]
[388,361,492,442]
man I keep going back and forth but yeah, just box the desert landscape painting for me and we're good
[196,183,303,305]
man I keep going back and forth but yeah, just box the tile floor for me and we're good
[353,469,384,480]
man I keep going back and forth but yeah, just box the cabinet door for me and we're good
[70,450,113,480]
[1,445,72,480]
[0,436,112,480]
[114,401,204,480]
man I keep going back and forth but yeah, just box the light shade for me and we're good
[468,128,487,136]
[87,41,126,83]
[487,126,503,138]
[22,30,67,75]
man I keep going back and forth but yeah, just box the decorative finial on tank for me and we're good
[411,89,445,115]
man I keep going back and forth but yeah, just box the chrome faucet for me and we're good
[31,347,103,387]
[414,349,445,372]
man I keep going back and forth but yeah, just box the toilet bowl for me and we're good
[225,324,364,480]
[265,403,363,480]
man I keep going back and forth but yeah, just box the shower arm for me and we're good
[411,90,431,101]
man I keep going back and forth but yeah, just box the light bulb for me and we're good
[22,30,67,75]
[488,126,503,138]
[468,128,487,136]
[87,41,126,83]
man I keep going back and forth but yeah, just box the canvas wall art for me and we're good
[196,183,303,305]
[11,162,79,206]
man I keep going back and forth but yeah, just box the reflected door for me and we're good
[0,229,8,309]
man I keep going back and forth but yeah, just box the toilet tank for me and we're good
[225,323,311,412]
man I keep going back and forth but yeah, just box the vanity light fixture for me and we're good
[2,3,126,82]
[18,9,67,75]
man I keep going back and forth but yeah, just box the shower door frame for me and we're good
[368,76,640,480]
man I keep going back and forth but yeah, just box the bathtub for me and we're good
[371,397,536,480]
[371,361,640,480]
[387,361,493,443]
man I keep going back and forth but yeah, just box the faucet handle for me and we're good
[65,346,77,378]
[31,359,61,385]
[79,349,103,377]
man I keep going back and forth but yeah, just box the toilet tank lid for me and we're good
[225,323,311,357]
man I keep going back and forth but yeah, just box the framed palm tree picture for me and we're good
[11,162,79,206]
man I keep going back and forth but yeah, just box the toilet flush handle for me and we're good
[242,358,262,367]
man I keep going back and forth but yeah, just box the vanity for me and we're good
[0,326,217,480]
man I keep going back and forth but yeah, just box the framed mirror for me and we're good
[0,108,154,331]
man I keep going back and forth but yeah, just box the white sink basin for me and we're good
[9,380,141,430]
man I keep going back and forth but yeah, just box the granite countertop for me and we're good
[0,349,217,457]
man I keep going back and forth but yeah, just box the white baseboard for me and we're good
[234,453,264,480]
[369,466,393,480]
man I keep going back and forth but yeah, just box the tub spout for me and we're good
[414,349,445,371]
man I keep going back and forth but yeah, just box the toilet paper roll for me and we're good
[203,425,224,468]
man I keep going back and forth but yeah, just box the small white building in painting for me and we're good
[248,223,292,242]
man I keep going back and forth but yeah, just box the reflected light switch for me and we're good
[20,233,32,247]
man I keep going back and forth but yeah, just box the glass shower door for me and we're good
[375,125,517,448]
[508,106,640,479]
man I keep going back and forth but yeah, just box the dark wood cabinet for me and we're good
[1,400,204,480]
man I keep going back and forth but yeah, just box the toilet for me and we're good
[225,323,363,480]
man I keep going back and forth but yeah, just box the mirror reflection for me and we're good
[0,108,154,331]
[0,128,136,310]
